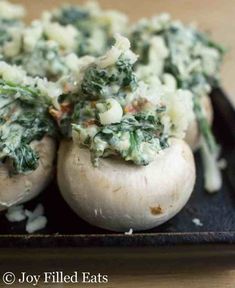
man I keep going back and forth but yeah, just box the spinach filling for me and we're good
[130,16,225,190]
[0,80,56,174]
[130,17,224,160]
[81,57,137,100]
[52,6,117,57]
[164,31,221,156]
[12,42,70,79]
[69,49,169,166]
[73,112,168,166]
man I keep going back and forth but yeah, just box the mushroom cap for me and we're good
[185,95,213,151]
[0,137,56,212]
[58,138,196,232]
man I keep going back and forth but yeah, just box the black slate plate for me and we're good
[0,88,234,247]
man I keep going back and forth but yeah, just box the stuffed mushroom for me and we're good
[0,2,128,80]
[0,62,60,211]
[129,14,224,192]
[56,35,196,232]
[58,138,195,232]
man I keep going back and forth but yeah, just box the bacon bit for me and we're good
[49,101,72,124]
[133,99,148,110]
[91,101,97,108]
[84,119,97,127]
[124,99,149,114]
[124,105,137,114]
[61,102,72,113]
[49,108,62,121]
[63,82,75,93]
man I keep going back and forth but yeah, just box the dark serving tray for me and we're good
[0,88,234,248]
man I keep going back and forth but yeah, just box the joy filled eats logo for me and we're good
[2,271,109,286]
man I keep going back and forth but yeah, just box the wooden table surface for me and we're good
[2,1,235,287]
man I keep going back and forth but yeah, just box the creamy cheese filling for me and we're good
[52,35,195,166]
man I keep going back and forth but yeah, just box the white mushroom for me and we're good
[0,137,56,212]
[185,95,213,150]
[57,138,195,232]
